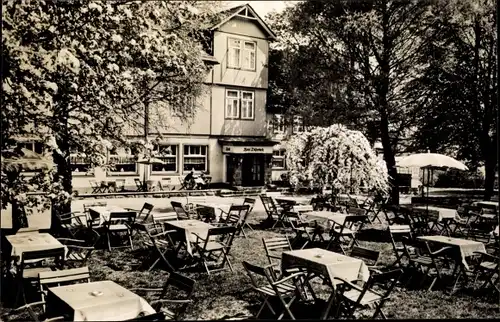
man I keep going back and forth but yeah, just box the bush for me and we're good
[434,169,484,189]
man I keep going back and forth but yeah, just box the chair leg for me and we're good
[256,296,275,318]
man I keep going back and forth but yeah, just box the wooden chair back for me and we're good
[152,213,178,225]
[171,201,189,220]
[243,198,256,212]
[346,207,366,216]
[242,261,275,288]
[138,203,154,222]
[39,267,90,293]
[349,246,380,267]
[106,211,136,226]
[260,195,279,219]
[196,206,216,222]
[21,248,66,273]
[224,205,250,226]
[199,226,238,252]
[262,236,292,266]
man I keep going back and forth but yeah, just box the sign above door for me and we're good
[222,145,273,154]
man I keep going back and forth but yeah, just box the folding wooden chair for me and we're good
[260,195,281,226]
[349,246,383,272]
[57,238,95,268]
[327,215,368,254]
[471,251,499,295]
[14,248,66,308]
[242,261,305,320]
[368,194,390,224]
[192,226,237,274]
[38,267,91,306]
[262,236,293,267]
[127,202,154,224]
[388,225,413,268]
[158,177,174,192]
[89,180,103,193]
[134,223,176,272]
[102,211,136,251]
[135,178,145,192]
[452,204,480,237]
[153,213,179,226]
[241,198,256,233]
[333,269,404,319]
[131,272,196,320]
[56,211,88,239]
[195,206,216,223]
[220,205,250,238]
[171,201,190,220]
[404,239,453,291]
[287,212,324,249]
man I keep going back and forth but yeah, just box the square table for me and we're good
[417,236,486,270]
[45,280,156,321]
[281,248,370,319]
[89,206,128,226]
[6,232,66,265]
[417,236,486,293]
[413,206,457,222]
[302,211,348,224]
[196,203,232,222]
[164,219,215,256]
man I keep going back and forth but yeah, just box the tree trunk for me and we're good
[51,138,73,232]
[380,115,399,205]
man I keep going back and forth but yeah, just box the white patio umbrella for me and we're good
[136,157,164,190]
[397,152,468,209]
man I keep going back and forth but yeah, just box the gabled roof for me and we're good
[211,3,277,41]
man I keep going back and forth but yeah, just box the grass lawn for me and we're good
[1,201,499,320]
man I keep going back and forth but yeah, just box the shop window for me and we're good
[152,145,178,173]
[108,146,138,174]
[183,145,207,172]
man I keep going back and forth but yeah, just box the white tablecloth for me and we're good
[418,236,486,270]
[89,206,128,225]
[413,206,457,222]
[282,248,370,286]
[6,232,66,265]
[46,281,155,321]
[164,219,215,255]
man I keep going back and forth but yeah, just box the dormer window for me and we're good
[228,38,256,70]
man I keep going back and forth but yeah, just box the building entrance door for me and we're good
[242,155,264,186]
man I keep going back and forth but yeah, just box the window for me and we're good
[228,38,256,70]
[18,141,44,154]
[292,115,304,133]
[273,114,284,134]
[241,91,254,119]
[226,90,240,118]
[183,145,207,172]
[108,146,138,174]
[70,150,91,173]
[225,89,254,120]
[152,145,178,173]
[272,149,286,169]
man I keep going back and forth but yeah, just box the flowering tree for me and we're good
[286,124,389,194]
[2,0,223,223]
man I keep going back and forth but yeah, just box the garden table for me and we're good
[302,211,348,228]
[89,206,129,225]
[472,201,499,210]
[195,203,232,222]
[6,232,66,265]
[281,248,370,320]
[418,235,486,294]
[45,280,155,321]
[164,219,215,256]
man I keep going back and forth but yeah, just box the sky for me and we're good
[223,1,299,19]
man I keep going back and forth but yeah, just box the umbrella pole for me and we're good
[426,168,431,212]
